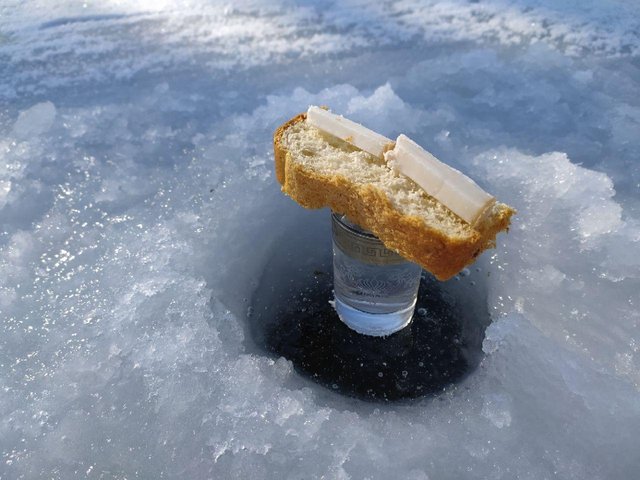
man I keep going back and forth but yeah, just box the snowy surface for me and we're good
[1,1,640,478]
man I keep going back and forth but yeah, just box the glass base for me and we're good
[334,296,416,337]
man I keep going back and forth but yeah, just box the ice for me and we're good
[11,102,57,139]
[1,0,640,479]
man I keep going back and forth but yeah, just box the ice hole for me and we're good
[247,211,491,401]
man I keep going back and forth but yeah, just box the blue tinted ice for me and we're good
[1,1,639,478]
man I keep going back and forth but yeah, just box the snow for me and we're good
[11,102,57,140]
[1,1,639,479]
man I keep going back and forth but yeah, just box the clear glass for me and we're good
[331,213,422,336]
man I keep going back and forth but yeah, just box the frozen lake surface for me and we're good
[1,1,639,478]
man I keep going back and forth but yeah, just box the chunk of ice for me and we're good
[12,102,56,139]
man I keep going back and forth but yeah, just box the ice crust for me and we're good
[1,1,640,479]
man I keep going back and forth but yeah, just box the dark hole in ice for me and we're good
[247,213,490,402]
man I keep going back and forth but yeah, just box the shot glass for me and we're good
[331,212,422,336]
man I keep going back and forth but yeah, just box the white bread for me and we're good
[273,112,515,280]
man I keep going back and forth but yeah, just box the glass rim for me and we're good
[331,212,378,240]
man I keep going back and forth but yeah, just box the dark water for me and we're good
[248,212,491,402]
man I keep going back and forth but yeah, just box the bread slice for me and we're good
[273,112,515,280]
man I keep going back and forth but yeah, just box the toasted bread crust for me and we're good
[274,113,514,280]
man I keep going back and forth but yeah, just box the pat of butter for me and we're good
[307,106,392,158]
[384,134,495,225]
